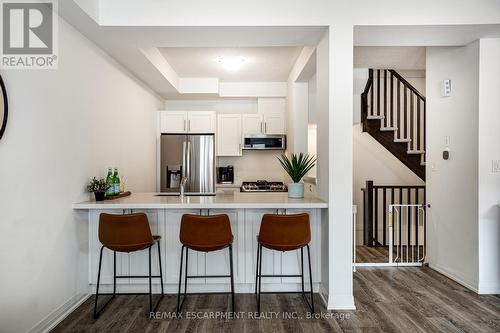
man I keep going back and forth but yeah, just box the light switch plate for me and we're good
[441,79,452,97]
[492,160,500,173]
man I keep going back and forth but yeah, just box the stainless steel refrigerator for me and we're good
[160,134,215,195]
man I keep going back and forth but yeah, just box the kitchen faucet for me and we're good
[180,176,188,197]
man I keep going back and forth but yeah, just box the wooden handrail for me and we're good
[388,69,426,101]
[361,68,426,180]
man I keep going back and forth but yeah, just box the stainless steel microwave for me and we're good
[243,134,286,150]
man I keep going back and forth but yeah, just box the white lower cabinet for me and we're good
[164,209,202,284]
[89,209,165,287]
[206,209,245,284]
[282,209,321,284]
[88,207,321,292]
[244,209,282,286]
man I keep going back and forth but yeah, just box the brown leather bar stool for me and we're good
[94,213,164,318]
[177,214,235,313]
[255,213,314,313]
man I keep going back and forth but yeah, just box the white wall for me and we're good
[426,42,480,291]
[218,150,285,183]
[286,47,315,154]
[315,31,330,300]
[164,98,257,113]
[478,38,500,294]
[353,124,425,244]
[0,18,162,333]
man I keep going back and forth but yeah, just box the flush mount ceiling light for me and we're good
[216,56,246,71]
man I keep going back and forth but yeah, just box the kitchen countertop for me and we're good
[73,192,328,210]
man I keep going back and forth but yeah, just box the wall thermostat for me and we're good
[441,79,452,97]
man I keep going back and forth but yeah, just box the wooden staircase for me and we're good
[361,69,426,180]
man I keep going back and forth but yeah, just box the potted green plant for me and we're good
[277,153,316,198]
[87,177,109,201]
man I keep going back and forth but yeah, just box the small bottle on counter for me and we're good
[113,168,120,195]
[105,167,114,196]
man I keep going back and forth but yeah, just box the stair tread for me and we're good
[367,115,385,119]
[380,127,397,131]
[394,138,411,142]
[407,150,425,154]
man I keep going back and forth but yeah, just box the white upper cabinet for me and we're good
[242,113,285,135]
[159,111,216,133]
[263,113,286,134]
[217,114,242,156]
[242,114,263,136]
[160,111,187,133]
[187,111,216,133]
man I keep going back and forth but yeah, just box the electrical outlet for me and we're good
[492,160,500,173]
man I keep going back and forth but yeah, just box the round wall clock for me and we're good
[0,75,7,140]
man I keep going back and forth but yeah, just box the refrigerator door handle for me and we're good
[186,140,191,183]
[182,140,187,178]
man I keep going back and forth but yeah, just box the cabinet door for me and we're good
[263,113,286,134]
[283,209,321,283]
[160,111,187,133]
[206,209,245,284]
[242,114,263,135]
[165,209,204,284]
[244,209,281,284]
[188,111,216,133]
[128,209,164,284]
[217,114,242,156]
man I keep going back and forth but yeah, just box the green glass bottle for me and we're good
[113,168,120,195]
[105,167,114,196]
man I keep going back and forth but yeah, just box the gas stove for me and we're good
[240,180,287,192]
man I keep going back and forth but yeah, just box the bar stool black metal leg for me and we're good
[307,244,314,313]
[184,248,189,301]
[176,246,184,312]
[257,244,263,313]
[300,247,305,296]
[158,241,164,296]
[229,244,235,313]
[254,243,260,294]
[113,251,116,296]
[148,246,152,313]
[93,246,104,319]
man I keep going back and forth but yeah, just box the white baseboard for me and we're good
[318,283,329,307]
[478,283,500,295]
[27,292,91,333]
[428,263,478,293]
[327,293,356,310]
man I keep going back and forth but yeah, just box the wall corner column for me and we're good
[327,24,356,310]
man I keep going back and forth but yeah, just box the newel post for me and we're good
[363,180,374,247]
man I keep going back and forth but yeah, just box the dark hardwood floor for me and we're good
[52,267,500,333]
[356,245,426,263]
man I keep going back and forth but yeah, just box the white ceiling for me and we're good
[354,25,500,46]
[59,1,500,99]
[159,47,302,81]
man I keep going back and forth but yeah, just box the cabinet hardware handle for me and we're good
[260,122,263,133]
[184,120,186,131]
[188,119,191,132]
[264,122,267,133]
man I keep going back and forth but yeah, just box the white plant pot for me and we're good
[288,182,304,198]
